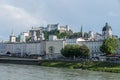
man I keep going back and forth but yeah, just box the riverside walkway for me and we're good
[0,57,40,65]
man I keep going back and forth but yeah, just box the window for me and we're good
[49,46,55,54]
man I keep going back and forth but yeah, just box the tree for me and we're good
[61,44,80,58]
[79,45,90,58]
[43,29,89,40]
[61,44,90,58]
[43,30,71,40]
[100,37,119,55]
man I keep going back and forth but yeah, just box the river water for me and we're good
[0,63,120,80]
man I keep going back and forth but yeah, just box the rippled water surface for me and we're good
[0,63,120,80]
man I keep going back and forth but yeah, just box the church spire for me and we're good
[11,30,14,36]
[10,30,16,43]
[80,25,83,37]
[105,22,108,26]
[81,25,82,33]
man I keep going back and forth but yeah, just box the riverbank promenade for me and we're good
[0,57,40,65]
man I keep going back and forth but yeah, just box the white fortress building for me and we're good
[47,23,70,32]
[29,27,45,41]
[19,32,29,42]
[0,23,119,59]
[28,23,70,33]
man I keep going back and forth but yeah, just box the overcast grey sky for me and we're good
[0,0,120,40]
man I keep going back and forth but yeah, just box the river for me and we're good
[0,63,120,80]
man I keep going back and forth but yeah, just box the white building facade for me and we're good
[77,41,103,58]
[46,40,65,59]
[64,38,103,58]
[19,32,29,42]
[47,23,69,32]
[0,42,7,55]
[1,41,46,57]
[29,27,45,41]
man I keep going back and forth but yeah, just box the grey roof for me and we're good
[102,22,112,31]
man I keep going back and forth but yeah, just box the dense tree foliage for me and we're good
[79,45,90,58]
[43,30,60,40]
[43,30,72,40]
[43,30,89,40]
[61,44,90,58]
[68,32,88,38]
[100,37,119,55]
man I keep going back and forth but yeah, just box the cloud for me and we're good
[0,3,47,40]
[0,4,41,26]
[0,0,120,40]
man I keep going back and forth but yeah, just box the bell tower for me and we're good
[10,31,16,42]
[102,22,112,39]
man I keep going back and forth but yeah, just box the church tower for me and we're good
[102,22,112,39]
[10,31,16,43]
[80,25,84,37]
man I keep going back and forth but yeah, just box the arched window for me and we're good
[15,48,21,54]
[49,46,55,54]
[6,51,11,55]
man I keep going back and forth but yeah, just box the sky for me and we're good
[0,0,120,40]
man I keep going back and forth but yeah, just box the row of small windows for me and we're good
[83,42,102,45]
[88,46,100,49]
[67,42,76,44]
[92,50,101,53]
[69,43,76,45]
